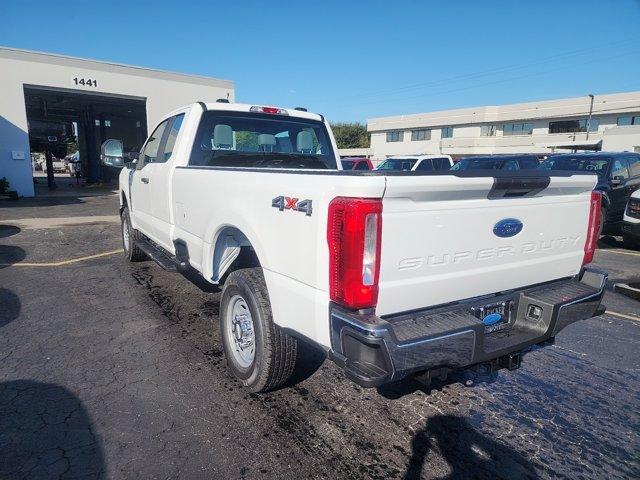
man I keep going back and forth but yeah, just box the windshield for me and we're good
[189,111,337,169]
[377,158,417,171]
[451,157,503,171]
[539,155,610,177]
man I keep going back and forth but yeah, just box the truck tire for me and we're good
[598,207,606,237]
[121,206,147,262]
[220,267,297,392]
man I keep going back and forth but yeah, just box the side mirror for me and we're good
[123,151,140,168]
[610,176,624,186]
[100,139,125,168]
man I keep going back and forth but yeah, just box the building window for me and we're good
[503,123,534,136]
[480,125,496,137]
[548,118,599,134]
[441,127,454,139]
[411,129,431,141]
[618,116,640,126]
[386,131,403,142]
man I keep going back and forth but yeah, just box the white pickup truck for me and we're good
[109,101,607,392]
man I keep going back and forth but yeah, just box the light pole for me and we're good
[586,94,595,141]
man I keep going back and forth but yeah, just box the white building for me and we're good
[368,91,640,161]
[0,47,234,197]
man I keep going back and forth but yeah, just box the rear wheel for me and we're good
[220,267,297,392]
[121,206,147,262]
[598,207,607,238]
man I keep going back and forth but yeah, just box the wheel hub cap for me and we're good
[226,296,255,368]
[232,314,254,350]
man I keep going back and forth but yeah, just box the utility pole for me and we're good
[586,94,595,141]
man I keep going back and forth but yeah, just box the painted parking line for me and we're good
[598,249,640,258]
[0,249,122,268]
[605,310,640,324]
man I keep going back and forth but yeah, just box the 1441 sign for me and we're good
[72,77,98,88]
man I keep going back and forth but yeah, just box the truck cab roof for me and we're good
[164,102,324,123]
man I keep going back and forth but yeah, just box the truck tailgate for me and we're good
[376,174,597,316]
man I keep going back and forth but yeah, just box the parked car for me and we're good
[67,151,82,177]
[31,154,42,171]
[376,155,453,171]
[27,119,74,159]
[42,156,68,174]
[451,154,540,171]
[622,188,640,249]
[111,101,606,393]
[539,152,640,235]
[341,157,373,171]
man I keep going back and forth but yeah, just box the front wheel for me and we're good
[220,267,297,392]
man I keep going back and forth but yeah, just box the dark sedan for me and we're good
[539,152,640,234]
[451,154,540,171]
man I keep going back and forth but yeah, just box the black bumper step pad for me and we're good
[390,309,480,344]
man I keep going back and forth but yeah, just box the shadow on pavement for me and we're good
[181,266,221,293]
[284,339,327,388]
[378,368,500,400]
[0,245,26,268]
[403,414,539,480]
[0,380,106,479]
[0,288,20,328]
[0,225,20,239]
[0,196,84,209]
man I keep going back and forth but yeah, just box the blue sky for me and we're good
[1,0,639,122]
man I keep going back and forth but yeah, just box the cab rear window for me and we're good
[189,111,337,169]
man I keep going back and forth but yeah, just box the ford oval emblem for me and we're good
[483,313,503,326]
[493,218,523,238]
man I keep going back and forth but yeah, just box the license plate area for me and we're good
[471,300,514,334]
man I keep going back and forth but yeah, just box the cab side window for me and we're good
[625,155,640,178]
[162,114,185,162]
[611,158,629,180]
[139,120,170,167]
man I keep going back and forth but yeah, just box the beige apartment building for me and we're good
[368,91,640,161]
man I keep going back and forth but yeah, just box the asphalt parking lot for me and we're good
[1,190,639,480]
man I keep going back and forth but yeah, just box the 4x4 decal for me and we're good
[272,196,313,216]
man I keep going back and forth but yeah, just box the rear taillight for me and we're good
[583,191,602,265]
[327,197,382,310]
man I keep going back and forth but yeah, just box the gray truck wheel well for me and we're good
[212,226,260,283]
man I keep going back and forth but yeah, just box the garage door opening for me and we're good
[24,86,147,191]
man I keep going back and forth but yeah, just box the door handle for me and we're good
[141,177,149,184]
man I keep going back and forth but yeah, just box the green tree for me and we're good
[330,122,370,149]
